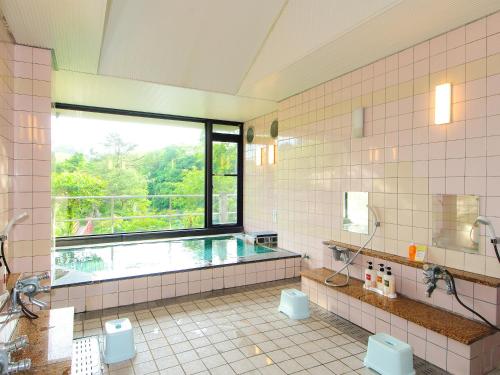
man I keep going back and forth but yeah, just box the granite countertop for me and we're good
[11,307,74,374]
[301,268,496,345]
[323,240,500,287]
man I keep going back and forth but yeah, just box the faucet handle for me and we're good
[36,272,50,281]
[38,286,51,293]
[8,358,31,374]
[4,336,28,352]
[29,298,47,309]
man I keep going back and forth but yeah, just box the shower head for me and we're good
[0,212,28,239]
[367,205,381,227]
[473,216,497,242]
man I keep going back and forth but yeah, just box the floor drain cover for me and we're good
[72,336,102,375]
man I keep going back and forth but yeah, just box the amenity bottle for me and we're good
[376,264,385,291]
[364,261,377,288]
[383,267,395,297]
[408,242,416,261]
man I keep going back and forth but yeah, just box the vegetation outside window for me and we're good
[52,107,242,242]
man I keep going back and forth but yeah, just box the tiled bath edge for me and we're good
[302,277,500,375]
[49,258,301,313]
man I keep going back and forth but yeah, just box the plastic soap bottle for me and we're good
[383,267,395,297]
[376,264,385,292]
[408,243,416,261]
[364,261,377,288]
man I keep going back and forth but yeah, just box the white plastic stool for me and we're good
[278,288,310,319]
[103,318,135,364]
[364,333,415,375]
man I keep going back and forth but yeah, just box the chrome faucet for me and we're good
[327,245,350,262]
[10,272,51,314]
[422,264,455,297]
[0,336,31,374]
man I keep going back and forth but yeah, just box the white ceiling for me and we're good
[2,0,500,121]
[0,0,107,73]
[238,0,500,100]
[53,69,277,121]
[99,0,286,95]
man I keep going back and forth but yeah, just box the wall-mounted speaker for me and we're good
[246,127,255,143]
[270,119,278,138]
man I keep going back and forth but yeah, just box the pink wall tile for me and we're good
[430,34,447,56]
[447,27,466,50]
[487,11,500,36]
[430,52,446,73]
[407,333,426,358]
[466,39,486,62]
[466,19,487,43]
[465,98,486,119]
[33,48,51,66]
[466,78,487,100]
[426,342,447,369]
[447,45,465,67]
[487,74,500,96]
[32,64,51,82]
[414,41,429,61]
[14,45,32,63]
[14,94,32,111]
[14,62,32,79]
[487,94,500,116]
[466,137,487,157]
[446,351,470,375]
[487,33,500,55]
[473,283,498,304]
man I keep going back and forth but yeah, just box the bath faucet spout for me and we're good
[425,283,436,298]
[422,264,455,298]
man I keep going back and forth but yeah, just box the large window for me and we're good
[52,105,242,243]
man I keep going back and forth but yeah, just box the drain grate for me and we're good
[72,336,103,375]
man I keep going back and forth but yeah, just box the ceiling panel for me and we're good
[0,0,107,73]
[241,0,402,90]
[53,70,277,122]
[4,0,500,118]
[98,0,286,95]
[239,0,500,101]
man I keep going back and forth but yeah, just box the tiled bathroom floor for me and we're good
[74,279,450,375]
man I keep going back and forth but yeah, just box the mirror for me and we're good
[343,192,368,234]
[432,194,479,253]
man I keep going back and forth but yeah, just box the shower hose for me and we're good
[324,221,380,287]
[445,269,499,331]
[0,239,11,274]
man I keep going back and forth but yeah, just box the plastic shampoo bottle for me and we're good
[364,261,377,288]
[376,264,385,291]
[383,267,395,297]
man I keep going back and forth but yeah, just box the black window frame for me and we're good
[53,103,243,247]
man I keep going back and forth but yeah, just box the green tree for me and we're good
[52,172,107,236]
[55,153,86,173]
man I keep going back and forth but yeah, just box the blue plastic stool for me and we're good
[364,333,415,375]
[103,318,135,364]
[278,288,310,319]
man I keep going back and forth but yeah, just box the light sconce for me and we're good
[255,146,263,166]
[434,83,451,125]
[268,144,277,165]
[351,107,364,138]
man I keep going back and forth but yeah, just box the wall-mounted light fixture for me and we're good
[434,83,451,125]
[352,107,364,138]
[256,146,263,166]
[268,144,277,165]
